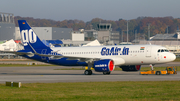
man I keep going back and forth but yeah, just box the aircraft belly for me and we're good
[48,58,87,66]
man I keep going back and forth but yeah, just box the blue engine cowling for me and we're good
[93,59,115,72]
[120,65,141,71]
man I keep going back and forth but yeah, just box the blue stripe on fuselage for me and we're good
[22,55,87,66]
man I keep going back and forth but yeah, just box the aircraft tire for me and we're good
[84,70,92,75]
[103,71,111,75]
[89,70,92,75]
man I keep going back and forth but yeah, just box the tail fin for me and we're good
[18,20,51,52]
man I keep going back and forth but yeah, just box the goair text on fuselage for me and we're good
[101,47,129,56]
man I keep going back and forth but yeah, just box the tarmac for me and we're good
[0,61,180,83]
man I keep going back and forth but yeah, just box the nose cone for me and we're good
[170,53,176,61]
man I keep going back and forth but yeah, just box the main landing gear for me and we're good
[103,71,111,75]
[84,62,93,75]
[84,70,92,75]
[84,70,111,75]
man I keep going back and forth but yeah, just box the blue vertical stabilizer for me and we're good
[18,20,52,53]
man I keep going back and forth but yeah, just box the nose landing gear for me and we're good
[150,64,154,70]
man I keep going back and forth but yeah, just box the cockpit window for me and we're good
[158,49,169,52]
[165,49,169,52]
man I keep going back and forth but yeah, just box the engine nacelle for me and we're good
[93,59,115,72]
[120,65,141,71]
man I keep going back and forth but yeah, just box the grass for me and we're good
[174,57,180,62]
[0,81,180,101]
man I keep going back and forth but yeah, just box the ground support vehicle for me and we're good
[140,67,177,75]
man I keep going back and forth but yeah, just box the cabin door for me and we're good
[146,46,152,57]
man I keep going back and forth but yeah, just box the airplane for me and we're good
[1,20,176,75]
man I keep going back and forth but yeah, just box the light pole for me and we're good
[135,30,137,44]
[121,30,126,42]
[127,20,129,42]
[121,30,123,42]
[148,23,150,40]
[167,25,169,34]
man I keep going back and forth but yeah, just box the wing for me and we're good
[36,53,125,65]
[35,52,100,62]
[0,50,98,62]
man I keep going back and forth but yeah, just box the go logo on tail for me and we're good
[21,29,37,46]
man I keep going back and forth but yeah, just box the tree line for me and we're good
[14,16,180,41]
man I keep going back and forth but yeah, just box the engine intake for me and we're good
[93,59,115,72]
[120,65,141,71]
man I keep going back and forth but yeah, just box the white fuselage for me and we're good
[50,44,176,66]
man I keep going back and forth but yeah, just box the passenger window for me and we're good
[161,50,164,52]
[158,50,160,52]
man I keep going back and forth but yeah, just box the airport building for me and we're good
[74,23,120,45]
[0,12,15,40]
[84,29,98,41]
[97,23,111,43]
[62,29,94,47]
[13,22,120,46]
[15,27,73,40]
[96,23,120,45]
[139,30,180,56]
[111,31,120,44]
[150,30,180,41]
[72,29,85,41]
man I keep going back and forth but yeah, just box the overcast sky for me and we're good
[0,0,180,22]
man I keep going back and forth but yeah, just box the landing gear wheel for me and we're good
[103,71,111,75]
[84,70,92,75]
